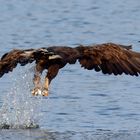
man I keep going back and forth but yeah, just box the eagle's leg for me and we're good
[32,63,44,96]
[42,64,60,96]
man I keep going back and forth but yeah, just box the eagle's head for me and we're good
[35,48,62,60]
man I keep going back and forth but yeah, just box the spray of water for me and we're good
[0,65,43,129]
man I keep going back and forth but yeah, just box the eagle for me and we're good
[0,43,140,96]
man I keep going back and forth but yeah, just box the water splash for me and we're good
[0,65,43,129]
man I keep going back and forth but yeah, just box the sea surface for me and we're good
[0,0,140,139]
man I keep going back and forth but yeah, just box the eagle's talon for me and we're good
[42,88,49,96]
[31,88,42,96]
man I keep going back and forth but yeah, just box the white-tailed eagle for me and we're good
[0,43,139,96]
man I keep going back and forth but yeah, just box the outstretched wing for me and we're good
[1,43,140,78]
[77,43,140,76]
[0,48,54,77]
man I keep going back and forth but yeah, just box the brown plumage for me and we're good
[0,43,139,96]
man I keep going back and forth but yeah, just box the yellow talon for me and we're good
[42,88,49,96]
[31,87,42,96]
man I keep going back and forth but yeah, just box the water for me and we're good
[0,65,41,129]
[0,0,140,139]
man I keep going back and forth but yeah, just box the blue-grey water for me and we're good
[0,0,140,139]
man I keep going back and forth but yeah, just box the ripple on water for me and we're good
[0,0,140,139]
